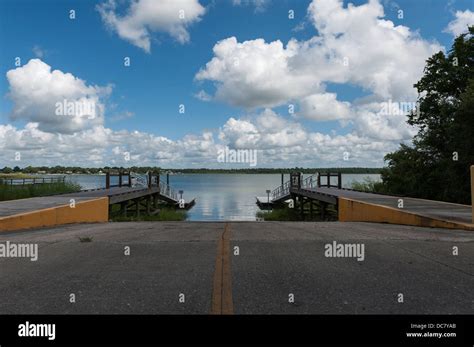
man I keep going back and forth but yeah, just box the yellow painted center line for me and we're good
[211,223,233,315]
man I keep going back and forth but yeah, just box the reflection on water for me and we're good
[65,173,380,221]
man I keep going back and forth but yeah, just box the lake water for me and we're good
[65,173,380,221]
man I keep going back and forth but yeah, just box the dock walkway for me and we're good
[0,172,194,231]
[257,172,474,230]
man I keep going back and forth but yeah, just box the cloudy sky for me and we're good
[0,0,473,168]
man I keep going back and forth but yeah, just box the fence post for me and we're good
[106,172,110,189]
[338,172,342,189]
[128,172,131,187]
[118,172,122,187]
[148,172,152,189]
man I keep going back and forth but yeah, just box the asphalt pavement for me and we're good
[0,221,472,314]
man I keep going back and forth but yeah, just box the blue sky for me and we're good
[0,0,472,168]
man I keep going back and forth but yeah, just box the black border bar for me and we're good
[0,314,473,345]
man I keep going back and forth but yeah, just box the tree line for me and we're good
[380,26,474,204]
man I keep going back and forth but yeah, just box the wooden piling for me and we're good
[300,197,305,219]
[320,202,327,220]
[121,202,127,217]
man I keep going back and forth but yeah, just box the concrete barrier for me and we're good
[0,197,109,232]
[339,197,474,231]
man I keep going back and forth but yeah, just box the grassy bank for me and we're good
[257,208,303,221]
[110,204,187,222]
[0,182,81,201]
[257,203,337,221]
[350,177,386,193]
[0,173,35,179]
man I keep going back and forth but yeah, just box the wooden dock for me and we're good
[257,171,474,230]
[0,171,195,232]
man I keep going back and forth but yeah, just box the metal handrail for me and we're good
[271,180,291,201]
[130,172,148,187]
[159,180,178,201]
[267,172,341,202]
[301,174,318,189]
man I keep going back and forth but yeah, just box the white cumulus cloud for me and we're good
[444,10,474,37]
[97,0,206,52]
[196,0,442,124]
[6,59,111,134]
[196,37,320,108]
[299,93,351,121]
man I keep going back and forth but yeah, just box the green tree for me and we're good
[23,166,38,174]
[382,26,474,204]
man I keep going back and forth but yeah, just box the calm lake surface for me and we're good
[65,173,380,221]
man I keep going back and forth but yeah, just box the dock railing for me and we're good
[271,180,291,201]
[292,172,342,190]
[105,171,131,189]
[0,176,66,186]
[270,171,342,202]
[301,174,317,189]
[105,171,180,202]
[159,180,179,201]
[316,172,342,189]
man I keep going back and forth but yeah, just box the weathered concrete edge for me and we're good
[0,197,109,232]
[471,165,474,224]
[338,197,474,231]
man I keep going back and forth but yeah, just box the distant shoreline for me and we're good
[1,167,383,175]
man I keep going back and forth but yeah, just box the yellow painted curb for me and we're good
[338,197,474,231]
[0,197,109,232]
